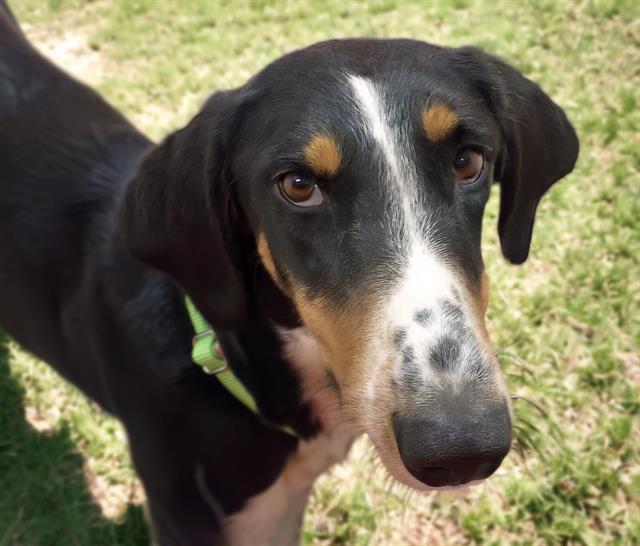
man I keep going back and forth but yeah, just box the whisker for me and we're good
[511,395,548,418]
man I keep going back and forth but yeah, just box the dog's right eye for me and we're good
[453,148,484,185]
[278,173,323,207]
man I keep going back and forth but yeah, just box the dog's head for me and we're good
[121,39,578,489]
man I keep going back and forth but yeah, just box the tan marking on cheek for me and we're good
[463,273,496,360]
[465,273,510,404]
[256,232,290,295]
[465,272,490,342]
[256,232,277,279]
[421,103,458,141]
[289,287,378,427]
[292,294,366,384]
[303,133,342,177]
[480,272,490,316]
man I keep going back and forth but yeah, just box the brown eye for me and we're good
[278,172,323,207]
[453,148,484,184]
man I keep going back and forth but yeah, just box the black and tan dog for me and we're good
[0,1,578,544]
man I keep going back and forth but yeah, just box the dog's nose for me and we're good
[392,401,511,488]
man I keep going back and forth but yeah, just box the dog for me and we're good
[0,1,578,544]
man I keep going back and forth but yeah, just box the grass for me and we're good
[2,0,639,544]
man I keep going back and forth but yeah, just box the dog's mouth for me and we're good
[366,432,488,491]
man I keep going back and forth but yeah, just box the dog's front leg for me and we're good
[140,467,226,546]
[123,401,299,546]
[139,458,310,546]
[222,482,311,546]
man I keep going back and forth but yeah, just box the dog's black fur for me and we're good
[0,1,578,544]
[0,4,302,542]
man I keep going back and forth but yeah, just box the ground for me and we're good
[1,0,639,545]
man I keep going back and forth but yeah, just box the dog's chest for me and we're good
[224,328,354,546]
[279,327,344,429]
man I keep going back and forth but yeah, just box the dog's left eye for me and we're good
[278,173,324,207]
[453,148,484,185]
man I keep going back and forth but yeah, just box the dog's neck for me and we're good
[214,263,337,440]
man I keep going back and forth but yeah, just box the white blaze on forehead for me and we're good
[347,74,421,243]
[347,75,458,326]
[347,75,405,183]
[346,74,492,387]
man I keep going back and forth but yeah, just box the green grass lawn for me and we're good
[2,0,639,544]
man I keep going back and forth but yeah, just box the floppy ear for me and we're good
[457,47,579,264]
[119,91,247,328]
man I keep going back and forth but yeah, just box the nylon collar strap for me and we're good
[185,297,295,437]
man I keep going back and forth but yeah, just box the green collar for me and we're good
[185,297,296,437]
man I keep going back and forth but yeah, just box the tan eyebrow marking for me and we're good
[421,103,458,141]
[303,133,342,177]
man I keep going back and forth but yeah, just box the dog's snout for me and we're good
[392,401,511,488]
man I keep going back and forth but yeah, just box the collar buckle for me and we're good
[202,356,228,375]
[191,330,228,375]
[185,297,297,437]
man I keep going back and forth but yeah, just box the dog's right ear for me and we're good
[454,47,579,264]
[120,91,247,329]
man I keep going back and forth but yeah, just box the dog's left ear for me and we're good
[120,90,249,329]
[456,47,579,264]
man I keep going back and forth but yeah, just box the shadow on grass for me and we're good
[0,330,149,546]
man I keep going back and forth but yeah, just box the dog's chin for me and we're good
[366,432,487,493]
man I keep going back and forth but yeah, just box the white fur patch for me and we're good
[347,74,422,244]
[279,327,343,429]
